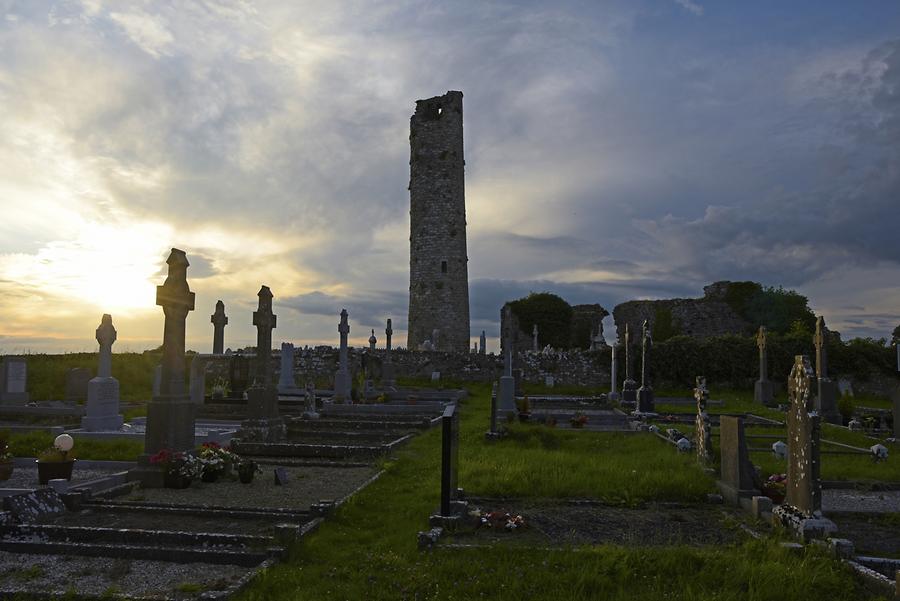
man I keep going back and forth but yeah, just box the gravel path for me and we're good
[0,552,249,598]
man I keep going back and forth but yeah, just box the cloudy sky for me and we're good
[1,0,899,354]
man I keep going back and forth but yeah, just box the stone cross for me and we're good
[252,286,277,387]
[636,320,655,412]
[385,319,393,360]
[369,329,377,351]
[640,320,651,388]
[610,345,618,397]
[334,309,351,401]
[532,324,539,352]
[134,248,196,485]
[96,314,116,379]
[156,248,195,397]
[812,316,840,423]
[813,316,828,379]
[480,331,486,355]
[756,326,768,381]
[624,323,632,381]
[786,355,822,516]
[694,376,711,463]
[210,300,228,355]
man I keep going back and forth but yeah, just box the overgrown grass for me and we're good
[237,384,881,601]
[21,350,174,402]
[8,431,142,461]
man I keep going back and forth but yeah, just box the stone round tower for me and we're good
[407,90,470,352]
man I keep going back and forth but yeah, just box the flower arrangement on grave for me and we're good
[762,473,787,504]
[472,509,526,531]
[149,449,202,488]
[210,377,229,400]
[36,434,77,484]
[570,413,588,428]
[0,430,13,481]
[197,442,239,482]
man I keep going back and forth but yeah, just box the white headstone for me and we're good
[81,315,124,431]
[0,357,29,403]
[278,342,296,392]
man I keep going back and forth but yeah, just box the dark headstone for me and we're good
[65,368,92,402]
[211,300,228,355]
[229,353,250,397]
[893,385,900,438]
[274,467,289,486]
[440,404,460,516]
[3,489,67,523]
[754,326,775,406]
[718,416,759,504]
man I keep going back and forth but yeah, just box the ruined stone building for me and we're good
[612,282,750,343]
[406,91,471,352]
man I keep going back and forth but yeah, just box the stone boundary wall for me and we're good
[202,347,613,389]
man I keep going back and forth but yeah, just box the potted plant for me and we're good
[150,449,200,489]
[237,458,261,484]
[36,434,76,485]
[197,442,238,482]
[210,377,229,400]
[0,430,13,481]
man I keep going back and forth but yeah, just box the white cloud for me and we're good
[674,0,704,16]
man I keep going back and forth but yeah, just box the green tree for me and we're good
[508,292,574,349]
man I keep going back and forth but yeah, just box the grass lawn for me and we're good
[7,431,142,461]
[236,383,880,601]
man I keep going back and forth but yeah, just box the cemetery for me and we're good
[2,6,900,595]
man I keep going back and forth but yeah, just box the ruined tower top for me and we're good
[407,91,470,353]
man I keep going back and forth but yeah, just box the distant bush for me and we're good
[723,281,816,335]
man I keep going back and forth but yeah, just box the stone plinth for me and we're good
[816,378,841,425]
[637,386,654,413]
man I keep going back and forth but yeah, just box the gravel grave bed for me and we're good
[830,512,900,559]
[121,465,379,509]
[0,466,123,490]
[446,500,746,548]
[0,551,249,598]
[822,489,900,513]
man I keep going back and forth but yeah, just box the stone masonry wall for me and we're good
[613,282,750,343]
[407,91,471,352]
[203,347,612,390]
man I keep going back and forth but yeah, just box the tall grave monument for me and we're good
[81,314,124,431]
[334,309,352,402]
[636,320,655,413]
[621,324,637,406]
[694,376,711,463]
[608,344,619,402]
[774,355,836,539]
[278,342,296,393]
[479,331,486,355]
[210,300,228,355]
[240,286,286,442]
[130,249,196,487]
[754,326,775,406]
[383,318,396,388]
[813,316,841,425]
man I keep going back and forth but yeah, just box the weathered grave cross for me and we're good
[252,286,277,387]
